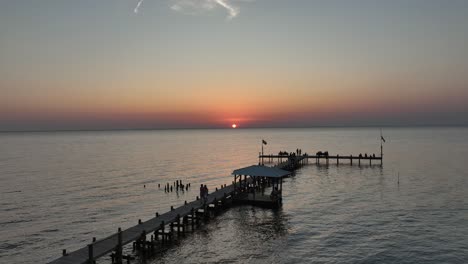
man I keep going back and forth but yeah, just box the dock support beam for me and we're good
[88,244,94,264]
[116,228,123,264]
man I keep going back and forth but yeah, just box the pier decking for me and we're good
[50,185,235,264]
[49,152,378,264]
[261,154,382,166]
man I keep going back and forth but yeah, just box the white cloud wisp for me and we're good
[134,0,252,19]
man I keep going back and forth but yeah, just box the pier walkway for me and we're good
[262,153,382,166]
[49,153,366,264]
[50,185,236,264]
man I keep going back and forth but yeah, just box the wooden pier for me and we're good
[48,152,370,264]
[50,184,235,264]
[261,153,382,166]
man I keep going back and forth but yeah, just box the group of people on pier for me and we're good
[316,151,329,157]
[270,187,280,200]
[199,184,209,204]
[278,148,305,156]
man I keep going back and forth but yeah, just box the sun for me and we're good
[231,124,237,128]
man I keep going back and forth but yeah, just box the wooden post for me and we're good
[337,154,339,165]
[62,249,67,256]
[350,155,353,165]
[177,214,181,236]
[141,230,147,258]
[170,222,174,241]
[191,208,195,231]
[88,244,94,264]
[117,228,123,264]
[143,230,147,251]
[160,221,165,244]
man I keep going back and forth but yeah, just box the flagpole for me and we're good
[261,140,264,165]
[380,129,383,165]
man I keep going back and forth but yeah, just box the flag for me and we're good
[381,136,386,143]
[262,139,267,145]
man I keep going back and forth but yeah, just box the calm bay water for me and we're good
[1,128,467,263]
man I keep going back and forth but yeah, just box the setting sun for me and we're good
[231,124,237,128]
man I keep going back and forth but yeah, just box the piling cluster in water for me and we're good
[158,180,191,193]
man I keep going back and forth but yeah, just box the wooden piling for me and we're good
[87,244,93,264]
[176,214,181,236]
[170,222,174,241]
[190,208,195,231]
[160,221,165,244]
[116,228,122,264]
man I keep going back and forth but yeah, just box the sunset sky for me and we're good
[1,0,468,131]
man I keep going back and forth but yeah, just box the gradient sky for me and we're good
[1,0,468,130]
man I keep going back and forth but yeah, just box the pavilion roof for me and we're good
[232,165,291,178]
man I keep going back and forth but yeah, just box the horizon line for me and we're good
[1,124,467,134]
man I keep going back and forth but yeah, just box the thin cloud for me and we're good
[214,0,239,19]
[170,0,251,19]
[133,0,253,19]
[134,0,144,13]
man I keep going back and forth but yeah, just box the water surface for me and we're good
[1,128,467,263]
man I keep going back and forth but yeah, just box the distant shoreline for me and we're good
[0,125,467,134]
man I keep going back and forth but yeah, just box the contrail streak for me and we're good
[214,0,238,19]
[135,0,249,18]
[134,0,144,13]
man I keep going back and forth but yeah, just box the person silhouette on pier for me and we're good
[203,185,209,204]
[200,184,205,204]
